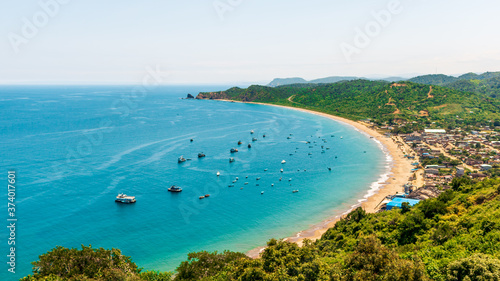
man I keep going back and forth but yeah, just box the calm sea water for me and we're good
[0,85,388,279]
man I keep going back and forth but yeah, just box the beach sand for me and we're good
[228,102,416,258]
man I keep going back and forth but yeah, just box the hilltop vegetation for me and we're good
[197,79,500,127]
[409,72,500,98]
[23,177,500,280]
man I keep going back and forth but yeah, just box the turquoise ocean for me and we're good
[0,85,389,279]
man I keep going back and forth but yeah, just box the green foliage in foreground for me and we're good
[20,245,173,281]
[173,178,500,280]
[23,178,500,280]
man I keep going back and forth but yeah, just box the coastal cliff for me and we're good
[195,91,230,100]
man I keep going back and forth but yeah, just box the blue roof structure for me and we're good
[386,197,421,210]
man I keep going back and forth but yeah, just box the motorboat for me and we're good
[168,185,182,192]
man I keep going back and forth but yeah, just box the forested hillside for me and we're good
[197,80,500,127]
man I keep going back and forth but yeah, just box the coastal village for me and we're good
[364,119,500,211]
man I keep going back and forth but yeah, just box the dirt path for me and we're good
[427,86,434,98]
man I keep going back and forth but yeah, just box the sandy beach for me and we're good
[224,101,416,258]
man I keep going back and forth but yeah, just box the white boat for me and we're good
[178,156,186,163]
[250,130,254,134]
[217,171,220,176]
[280,169,283,173]
[115,194,136,204]
[281,160,286,164]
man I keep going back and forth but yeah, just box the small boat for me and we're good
[190,139,194,142]
[256,184,260,186]
[168,185,183,192]
[287,136,291,139]
[205,194,210,198]
[217,171,220,176]
[261,191,264,195]
[279,177,282,181]
[198,153,206,158]
[250,130,254,134]
[115,194,136,204]
[236,177,239,180]
[244,182,249,185]
[228,184,234,187]
[248,144,252,148]
[238,141,242,145]
[280,169,283,173]
[229,158,235,163]
[341,136,343,139]
[252,138,258,141]
[199,196,205,199]
[308,153,312,155]
[264,168,268,171]
[292,190,299,193]
[288,178,292,181]
[281,160,286,164]
[230,148,239,153]
[328,167,332,171]
[263,134,266,138]
[178,156,187,163]
[271,184,274,186]
[232,180,237,183]
[256,177,261,180]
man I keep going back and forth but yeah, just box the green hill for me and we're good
[408,72,500,98]
[197,80,500,127]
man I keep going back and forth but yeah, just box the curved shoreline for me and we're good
[214,101,414,258]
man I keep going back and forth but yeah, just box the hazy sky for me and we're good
[1,0,499,84]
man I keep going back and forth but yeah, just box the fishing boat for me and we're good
[168,185,183,192]
[230,148,238,153]
[198,153,206,158]
[229,157,235,163]
[205,194,210,198]
[199,196,205,199]
[178,156,187,163]
[281,160,286,164]
[115,194,136,204]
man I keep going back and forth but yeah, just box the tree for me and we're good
[21,245,146,281]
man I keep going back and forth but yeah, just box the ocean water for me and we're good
[0,85,388,279]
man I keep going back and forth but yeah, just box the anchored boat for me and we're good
[168,185,182,192]
[115,194,136,204]
[178,156,186,163]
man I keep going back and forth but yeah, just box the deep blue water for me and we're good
[0,85,388,279]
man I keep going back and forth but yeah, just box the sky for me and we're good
[1,0,499,84]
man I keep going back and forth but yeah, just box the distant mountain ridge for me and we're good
[268,76,407,87]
